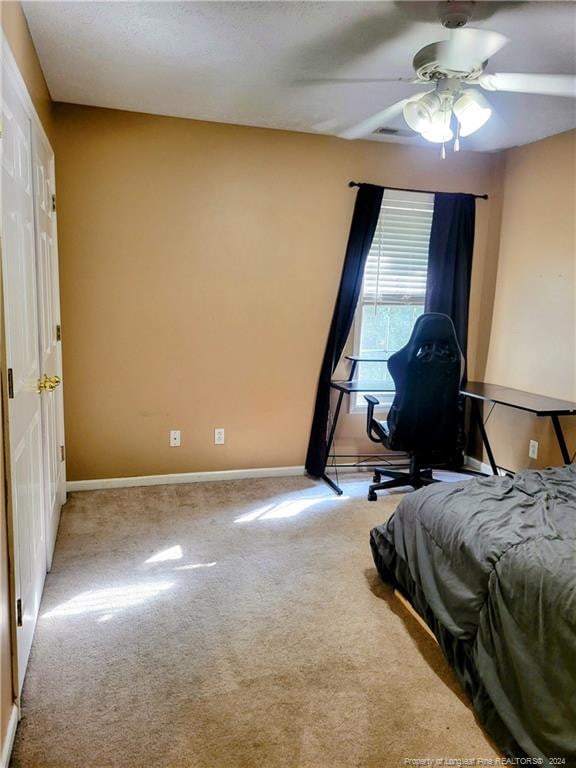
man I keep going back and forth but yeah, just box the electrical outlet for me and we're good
[214,428,225,445]
[529,439,538,460]
[170,430,181,447]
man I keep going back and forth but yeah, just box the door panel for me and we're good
[1,69,47,692]
[13,414,44,654]
[33,132,65,566]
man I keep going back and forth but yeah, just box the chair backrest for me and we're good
[386,313,464,460]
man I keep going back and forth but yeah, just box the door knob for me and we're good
[37,374,61,393]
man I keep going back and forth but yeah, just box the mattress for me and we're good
[370,465,576,764]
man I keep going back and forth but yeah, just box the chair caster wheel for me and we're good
[367,491,378,501]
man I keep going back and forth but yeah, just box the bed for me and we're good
[370,464,576,764]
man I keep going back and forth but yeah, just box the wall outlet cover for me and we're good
[529,439,538,460]
[214,428,225,445]
[170,430,181,447]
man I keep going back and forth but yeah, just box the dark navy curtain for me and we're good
[425,192,477,465]
[305,183,384,478]
[425,192,476,362]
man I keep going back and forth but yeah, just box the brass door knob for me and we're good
[37,374,61,393]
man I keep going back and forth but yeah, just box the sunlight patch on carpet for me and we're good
[146,545,183,563]
[234,495,349,522]
[43,581,174,619]
[174,562,217,571]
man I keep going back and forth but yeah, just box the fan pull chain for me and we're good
[454,119,461,152]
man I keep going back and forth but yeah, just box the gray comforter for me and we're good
[370,465,576,763]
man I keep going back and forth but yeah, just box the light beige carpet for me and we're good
[11,475,499,768]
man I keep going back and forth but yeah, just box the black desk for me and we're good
[323,354,396,494]
[461,381,576,474]
[330,379,394,395]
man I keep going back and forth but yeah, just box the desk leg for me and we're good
[326,391,345,459]
[321,472,343,496]
[322,390,346,495]
[551,414,571,464]
[471,398,499,475]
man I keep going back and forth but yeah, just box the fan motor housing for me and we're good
[413,41,485,82]
[438,1,475,29]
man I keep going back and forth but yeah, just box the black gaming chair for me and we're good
[364,313,464,501]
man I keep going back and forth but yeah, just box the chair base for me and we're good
[367,461,438,501]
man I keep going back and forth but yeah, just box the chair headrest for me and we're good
[407,313,461,350]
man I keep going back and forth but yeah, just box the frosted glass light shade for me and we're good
[403,91,441,133]
[420,111,453,143]
[453,90,492,136]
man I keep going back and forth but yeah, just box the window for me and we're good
[351,189,435,411]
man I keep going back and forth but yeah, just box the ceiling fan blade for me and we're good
[296,77,420,85]
[339,97,413,140]
[440,27,508,72]
[476,73,576,98]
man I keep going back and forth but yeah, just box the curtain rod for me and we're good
[348,181,488,200]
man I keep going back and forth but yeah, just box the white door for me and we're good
[1,64,47,692]
[33,131,65,568]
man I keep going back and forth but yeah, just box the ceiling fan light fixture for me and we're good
[421,125,454,143]
[403,91,440,133]
[453,90,492,136]
[420,110,453,143]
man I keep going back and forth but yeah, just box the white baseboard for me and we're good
[66,465,306,492]
[464,455,506,476]
[0,704,19,768]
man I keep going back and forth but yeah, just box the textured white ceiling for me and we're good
[22,1,576,152]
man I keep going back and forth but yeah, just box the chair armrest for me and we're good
[364,395,382,444]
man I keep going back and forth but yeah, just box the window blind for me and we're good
[362,189,435,304]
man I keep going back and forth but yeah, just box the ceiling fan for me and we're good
[338,1,576,155]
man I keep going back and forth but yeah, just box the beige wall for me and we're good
[1,0,55,752]
[53,103,503,481]
[483,129,576,471]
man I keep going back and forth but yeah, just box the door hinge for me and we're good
[56,324,61,342]
[60,445,65,462]
[52,194,56,212]
[16,598,22,627]
[7,368,14,399]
